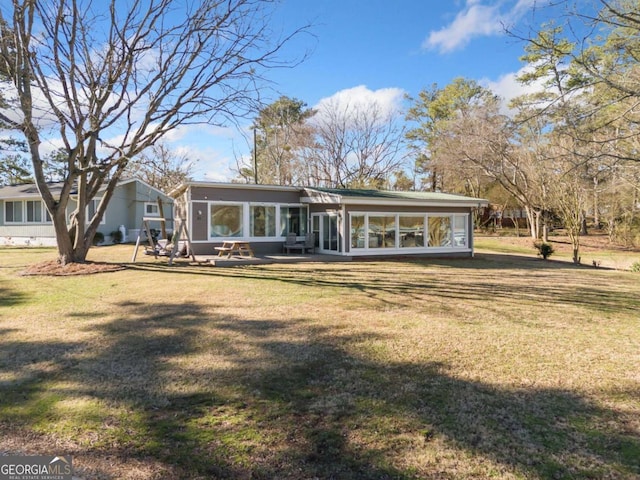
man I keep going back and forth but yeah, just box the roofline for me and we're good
[300,188,489,208]
[169,181,301,198]
[115,177,171,198]
[300,195,489,208]
[167,182,489,207]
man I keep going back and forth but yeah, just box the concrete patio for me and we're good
[201,253,353,267]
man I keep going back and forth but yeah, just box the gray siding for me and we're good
[191,202,209,241]
[191,186,301,203]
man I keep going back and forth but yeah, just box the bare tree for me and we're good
[0,0,307,264]
[303,97,407,188]
[125,141,196,193]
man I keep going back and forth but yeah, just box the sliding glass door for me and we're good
[312,213,340,253]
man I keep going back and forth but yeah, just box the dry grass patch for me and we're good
[0,244,638,479]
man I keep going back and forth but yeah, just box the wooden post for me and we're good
[157,197,167,239]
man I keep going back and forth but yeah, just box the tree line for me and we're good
[1,1,639,265]
[241,1,640,262]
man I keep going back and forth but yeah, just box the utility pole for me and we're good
[253,127,259,184]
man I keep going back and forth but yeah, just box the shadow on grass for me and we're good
[0,285,29,309]
[129,254,640,315]
[0,300,638,478]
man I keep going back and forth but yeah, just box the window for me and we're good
[250,205,276,237]
[280,206,307,236]
[211,204,243,237]
[399,215,425,248]
[26,200,42,223]
[454,216,467,247]
[5,201,22,223]
[145,203,160,217]
[368,215,396,248]
[428,216,452,247]
[350,214,365,249]
[87,199,106,224]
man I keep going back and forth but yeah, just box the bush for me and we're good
[534,241,554,260]
[630,261,640,273]
[92,231,105,245]
[110,230,123,244]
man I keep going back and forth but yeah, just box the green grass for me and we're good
[0,244,639,479]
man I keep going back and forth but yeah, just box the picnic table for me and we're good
[214,241,254,258]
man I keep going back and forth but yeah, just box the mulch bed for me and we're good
[21,260,125,276]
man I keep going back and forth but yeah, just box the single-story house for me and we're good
[171,182,488,257]
[0,178,174,246]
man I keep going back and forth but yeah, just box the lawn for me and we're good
[1,244,639,479]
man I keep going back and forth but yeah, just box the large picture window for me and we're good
[211,204,243,237]
[280,206,307,236]
[250,205,276,237]
[368,215,396,248]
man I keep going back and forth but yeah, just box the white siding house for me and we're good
[0,178,174,246]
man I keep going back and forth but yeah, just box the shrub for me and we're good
[110,230,123,244]
[92,231,105,245]
[630,261,640,273]
[534,241,554,260]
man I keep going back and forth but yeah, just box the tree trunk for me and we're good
[524,206,538,239]
[52,211,89,265]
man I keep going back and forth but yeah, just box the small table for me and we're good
[214,241,254,258]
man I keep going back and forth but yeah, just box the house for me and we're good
[171,182,488,257]
[0,178,174,246]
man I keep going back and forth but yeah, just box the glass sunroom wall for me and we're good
[428,216,452,247]
[369,215,396,248]
[453,215,468,247]
[399,215,425,248]
[351,214,365,249]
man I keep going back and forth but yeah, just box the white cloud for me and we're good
[424,0,540,53]
[481,64,549,113]
[313,85,406,125]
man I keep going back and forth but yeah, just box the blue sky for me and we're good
[168,0,558,181]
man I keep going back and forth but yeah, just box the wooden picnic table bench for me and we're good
[215,241,254,258]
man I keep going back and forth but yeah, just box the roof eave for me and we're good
[301,195,489,208]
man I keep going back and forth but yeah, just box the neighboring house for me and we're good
[171,182,488,257]
[0,178,174,246]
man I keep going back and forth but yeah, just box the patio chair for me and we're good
[303,232,315,253]
[283,233,315,254]
[283,233,303,254]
